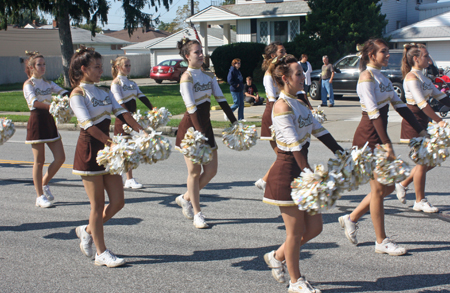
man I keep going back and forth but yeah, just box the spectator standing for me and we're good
[298,54,312,96]
[321,55,335,107]
[244,76,264,105]
[227,58,245,120]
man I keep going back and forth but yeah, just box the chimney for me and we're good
[33,20,37,26]
[53,20,58,28]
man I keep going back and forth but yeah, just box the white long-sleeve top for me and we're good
[23,76,68,110]
[70,82,127,130]
[110,74,146,105]
[298,61,313,85]
[179,67,227,114]
[263,72,280,102]
[357,65,406,119]
[272,91,329,152]
[404,68,446,109]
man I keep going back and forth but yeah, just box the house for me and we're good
[70,27,131,55]
[103,27,171,43]
[388,10,450,68]
[121,37,165,55]
[136,27,236,67]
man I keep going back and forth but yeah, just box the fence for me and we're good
[0,54,151,85]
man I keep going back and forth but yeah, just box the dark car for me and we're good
[150,59,188,83]
[309,50,405,101]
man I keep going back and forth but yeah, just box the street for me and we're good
[1,124,449,292]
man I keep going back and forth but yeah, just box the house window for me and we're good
[416,0,422,4]
[260,21,269,44]
[289,19,300,41]
[111,45,117,50]
[270,21,288,43]
[396,21,401,29]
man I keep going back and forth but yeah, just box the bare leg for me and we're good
[349,193,371,222]
[31,143,45,197]
[126,169,133,181]
[42,139,65,186]
[369,176,395,244]
[102,174,126,223]
[399,165,434,189]
[413,164,429,202]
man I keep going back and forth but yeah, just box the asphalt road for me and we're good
[1,127,449,293]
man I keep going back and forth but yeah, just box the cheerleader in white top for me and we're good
[23,52,68,208]
[69,47,146,267]
[394,44,450,212]
[338,39,427,256]
[262,55,343,293]
[174,38,237,229]
[254,42,286,191]
[111,56,154,189]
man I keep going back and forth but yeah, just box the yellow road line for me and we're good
[0,159,73,169]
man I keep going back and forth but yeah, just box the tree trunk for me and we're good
[57,8,73,88]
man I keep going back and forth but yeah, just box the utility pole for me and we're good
[191,0,194,16]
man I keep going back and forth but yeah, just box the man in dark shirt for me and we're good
[321,55,335,107]
[244,76,264,105]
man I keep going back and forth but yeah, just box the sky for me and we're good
[104,0,212,31]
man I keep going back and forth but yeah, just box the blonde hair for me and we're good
[111,56,130,79]
[24,51,44,78]
[401,43,427,79]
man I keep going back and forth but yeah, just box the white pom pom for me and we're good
[222,121,257,151]
[374,144,410,185]
[50,95,73,124]
[0,118,16,145]
[179,127,212,165]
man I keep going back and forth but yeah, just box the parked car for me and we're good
[309,50,406,101]
[150,59,188,83]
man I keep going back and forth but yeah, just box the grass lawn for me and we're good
[0,82,263,127]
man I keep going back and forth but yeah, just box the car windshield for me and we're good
[158,60,178,66]
[384,53,402,69]
[336,56,359,69]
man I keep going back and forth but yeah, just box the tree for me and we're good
[1,0,173,87]
[2,9,47,27]
[221,0,235,5]
[173,1,199,31]
[285,0,387,69]
[74,23,102,33]
[157,21,179,33]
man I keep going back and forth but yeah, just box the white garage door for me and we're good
[155,49,181,66]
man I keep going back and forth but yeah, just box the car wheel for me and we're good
[310,80,321,100]
[155,79,163,84]
[440,111,448,118]
[392,82,405,102]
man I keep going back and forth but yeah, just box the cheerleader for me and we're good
[394,44,450,213]
[23,52,67,208]
[111,56,154,189]
[338,39,427,255]
[69,47,147,267]
[254,42,286,191]
[174,38,237,229]
[263,55,343,293]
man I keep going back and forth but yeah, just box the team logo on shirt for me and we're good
[91,95,112,107]
[379,82,393,92]
[298,113,313,128]
[422,82,434,91]
[35,88,52,96]
[122,84,135,91]
[194,82,212,92]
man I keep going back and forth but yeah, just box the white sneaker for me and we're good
[263,250,286,283]
[395,183,407,204]
[193,212,209,229]
[338,214,358,245]
[288,277,321,293]
[35,195,53,208]
[94,250,126,268]
[255,178,266,190]
[375,237,407,256]
[413,199,439,213]
[124,178,143,189]
[75,225,94,258]
[224,113,229,121]
[43,185,54,201]
[176,194,194,220]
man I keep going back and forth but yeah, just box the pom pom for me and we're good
[327,142,374,191]
[131,129,172,164]
[373,144,410,185]
[312,105,327,124]
[49,95,73,124]
[123,108,172,133]
[291,164,341,215]
[0,118,16,145]
[222,122,257,151]
[179,127,212,165]
[409,135,449,167]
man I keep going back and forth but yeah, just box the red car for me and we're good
[150,59,188,83]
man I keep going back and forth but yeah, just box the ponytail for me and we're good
[24,51,44,78]
[401,43,426,79]
[69,46,102,88]
[359,38,389,72]
[111,56,129,79]
[270,54,298,89]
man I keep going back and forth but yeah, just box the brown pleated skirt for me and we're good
[25,109,60,144]
[400,104,429,140]
[175,102,216,150]
[352,104,389,151]
[114,99,136,137]
[263,143,309,207]
[73,119,111,176]
[260,101,275,141]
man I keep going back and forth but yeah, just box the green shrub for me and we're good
[211,42,265,82]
